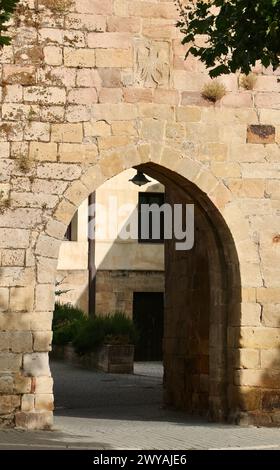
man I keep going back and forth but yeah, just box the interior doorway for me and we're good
[133,292,164,361]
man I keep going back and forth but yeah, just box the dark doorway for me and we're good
[133,292,164,361]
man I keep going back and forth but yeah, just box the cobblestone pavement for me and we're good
[1,360,280,450]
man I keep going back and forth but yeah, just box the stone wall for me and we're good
[0,0,279,428]
[96,270,164,316]
[55,269,89,312]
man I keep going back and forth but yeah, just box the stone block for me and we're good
[33,332,53,352]
[153,89,178,105]
[0,142,10,159]
[95,48,132,68]
[227,179,265,198]
[38,66,76,88]
[51,123,83,143]
[40,106,65,123]
[59,143,98,163]
[35,235,61,259]
[98,88,123,104]
[15,411,53,429]
[0,395,20,414]
[25,122,50,142]
[0,374,13,393]
[211,162,241,178]
[0,228,30,248]
[111,121,136,136]
[54,199,77,224]
[44,46,62,66]
[93,104,137,121]
[66,13,106,31]
[14,375,32,394]
[239,327,280,349]
[235,369,280,389]
[64,180,89,206]
[65,105,91,123]
[98,135,131,151]
[107,16,140,33]
[233,348,260,369]
[9,287,34,312]
[39,27,63,44]
[257,288,280,303]
[261,304,280,327]
[35,376,53,394]
[29,142,57,161]
[35,394,54,411]
[84,121,111,137]
[64,48,95,67]
[0,289,9,312]
[176,106,201,122]
[68,88,98,105]
[262,391,280,411]
[261,349,280,369]
[32,179,68,196]
[1,250,25,267]
[123,88,153,104]
[141,118,165,142]
[24,86,66,105]
[36,257,57,285]
[21,394,35,412]
[129,2,176,19]
[0,353,22,372]
[45,219,67,240]
[31,312,53,332]
[247,125,275,144]
[75,0,112,15]
[35,284,55,312]
[87,32,131,49]
[2,65,36,85]
[0,332,9,351]
[37,163,81,181]
[23,353,50,377]
[114,0,128,16]
[3,85,23,103]
[139,103,174,120]
[229,385,261,411]
[9,332,33,353]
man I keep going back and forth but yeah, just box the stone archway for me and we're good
[30,153,246,428]
[0,144,261,429]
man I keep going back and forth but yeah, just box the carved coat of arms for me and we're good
[135,40,170,88]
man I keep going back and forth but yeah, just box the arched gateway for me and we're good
[0,0,280,428]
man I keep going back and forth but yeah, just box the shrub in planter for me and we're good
[73,313,138,356]
[53,302,87,346]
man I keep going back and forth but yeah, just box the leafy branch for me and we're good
[0,0,20,47]
[175,0,280,77]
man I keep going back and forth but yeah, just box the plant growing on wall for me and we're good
[201,80,226,102]
[239,73,258,90]
[175,0,280,77]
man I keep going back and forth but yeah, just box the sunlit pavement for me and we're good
[1,360,280,450]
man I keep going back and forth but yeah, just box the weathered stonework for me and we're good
[0,0,280,428]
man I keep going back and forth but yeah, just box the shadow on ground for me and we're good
[0,428,112,450]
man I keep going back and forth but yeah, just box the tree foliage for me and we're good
[175,0,280,77]
[0,0,20,46]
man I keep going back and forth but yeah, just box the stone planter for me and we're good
[51,343,134,374]
[97,344,134,373]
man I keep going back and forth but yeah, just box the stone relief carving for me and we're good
[134,40,170,87]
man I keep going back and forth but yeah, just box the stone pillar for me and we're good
[0,262,54,428]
